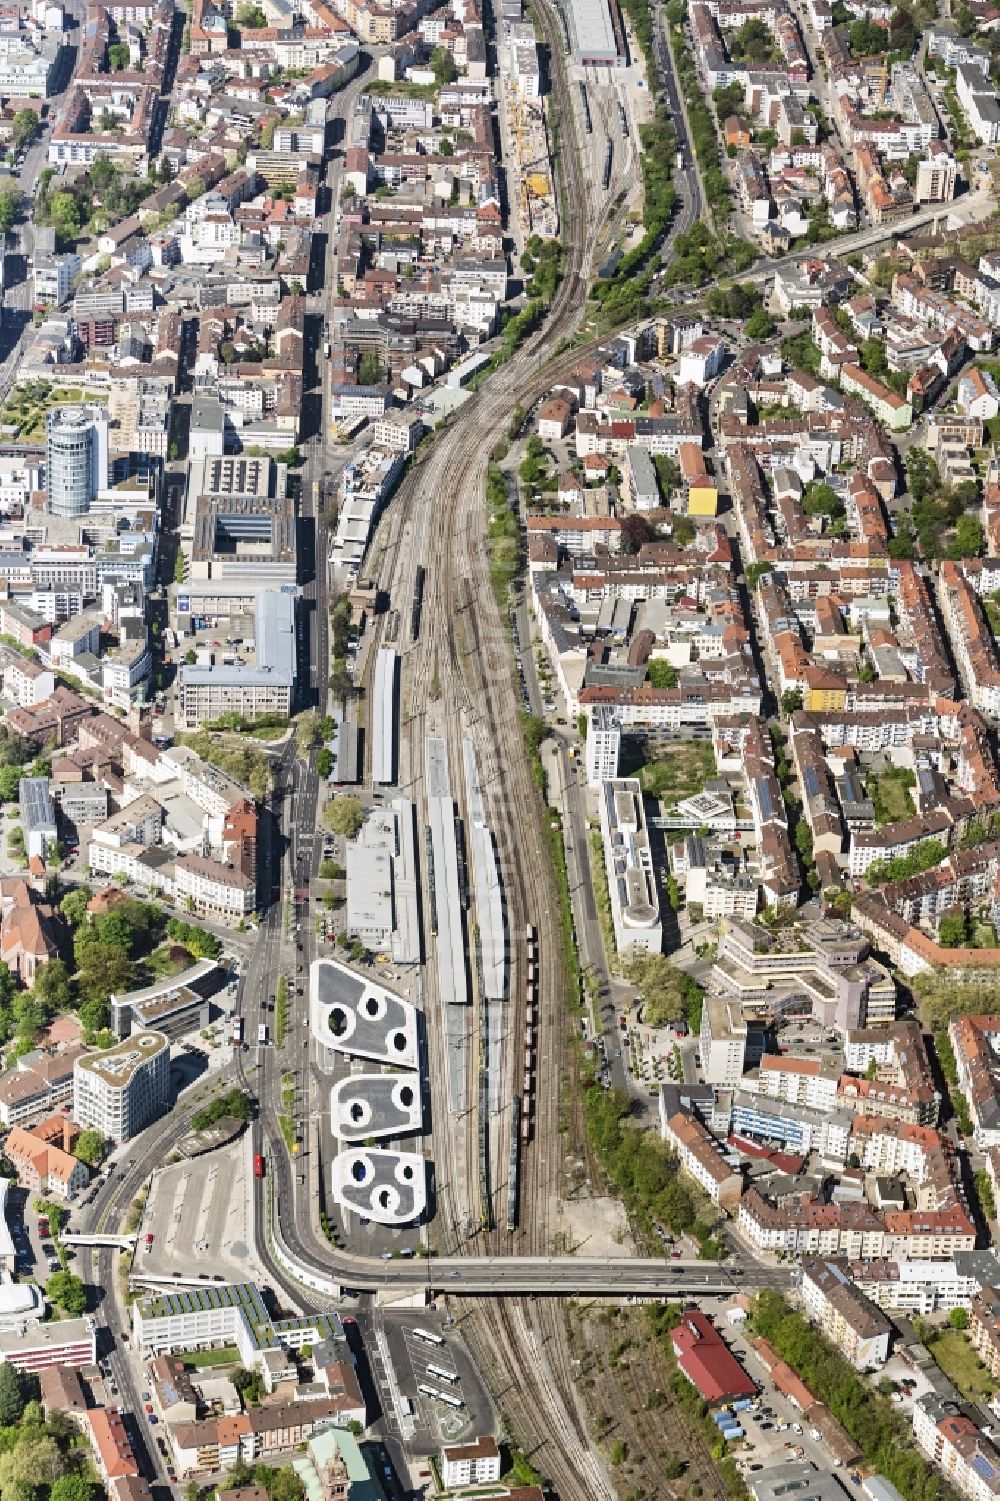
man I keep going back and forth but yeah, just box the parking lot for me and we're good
[697,1300,856,1480]
[5,1187,63,1284]
[140,1137,269,1283]
[357,1307,497,1492]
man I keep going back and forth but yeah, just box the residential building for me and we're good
[4,1117,90,1200]
[440,1438,502,1488]
[661,1108,744,1208]
[0,1317,97,1371]
[800,1257,893,1369]
[598,778,662,954]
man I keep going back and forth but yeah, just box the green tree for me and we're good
[0,188,21,234]
[77,996,110,1036]
[51,1479,93,1501]
[0,765,22,802]
[745,307,775,340]
[75,942,135,1003]
[429,45,458,84]
[107,42,130,68]
[235,1,267,21]
[45,1271,86,1317]
[11,110,39,150]
[780,689,803,717]
[0,1437,66,1491]
[950,1306,970,1331]
[801,481,842,517]
[32,957,72,1012]
[72,1129,105,1167]
[59,886,91,928]
[949,514,984,559]
[938,912,967,948]
[322,795,365,838]
[0,1362,24,1425]
[316,748,333,779]
[647,659,678,690]
[295,710,322,752]
[46,191,82,247]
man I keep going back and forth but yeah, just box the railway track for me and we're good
[327,0,708,1483]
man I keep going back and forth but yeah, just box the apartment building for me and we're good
[598,778,662,954]
[801,1258,892,1369]
[440,1438,502,1488]
[661,1108,744,1208]
[951,1015,1000,1148]
[914,1395,1000,1501]
[73,1031,170,1143]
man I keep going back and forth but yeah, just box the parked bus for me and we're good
[425,1363,459,1385]
[411,1327,445,1347]
[253,1154,265,1179]
[417,1384,463,1409]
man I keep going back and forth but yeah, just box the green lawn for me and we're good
[868,770,915,826]
[182,1345,240,1369]
[930,1328,997,1401]
[144,944,194,979]
[640,742,717,803]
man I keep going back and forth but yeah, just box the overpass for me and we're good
[63,1231,137,1252]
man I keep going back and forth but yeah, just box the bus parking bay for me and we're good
[365,1309,497,1452]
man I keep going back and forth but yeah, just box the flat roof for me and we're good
[330,1071,423,1142]
[331,1147,426,1224]
[256,588,297,683]
[19,777,56,833]
[309,959,419,1068]
[371,648,398,785]
[75,1030,167,1088]
[569,0,619,59]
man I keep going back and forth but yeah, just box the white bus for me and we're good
[411,1327,444,1346]
[425,1363,459,1386]
[417,1383,463,1409]
[258,1023,267,1044]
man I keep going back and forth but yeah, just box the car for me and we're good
[380,1251,393,1260]
[792,1424,802,1436]
[149,1416,158,1425]
[450,1270,460,1278]
[145,1405,154,1414]
[141,1392,151,1402]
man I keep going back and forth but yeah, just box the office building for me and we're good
[45,405,109,517]
[73,1030,170,1142]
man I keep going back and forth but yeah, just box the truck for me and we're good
[732,1399,754,1413]
[258,1023,267,1045]
[253,1153,265,1179]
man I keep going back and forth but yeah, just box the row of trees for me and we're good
[585,1084,723,1255]
[750,1291,962,1501]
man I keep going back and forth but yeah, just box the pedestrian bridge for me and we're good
[63,1232,137,1252]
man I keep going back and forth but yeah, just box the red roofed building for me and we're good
[88,1409,141,1483]
[671,1310,756,1404]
